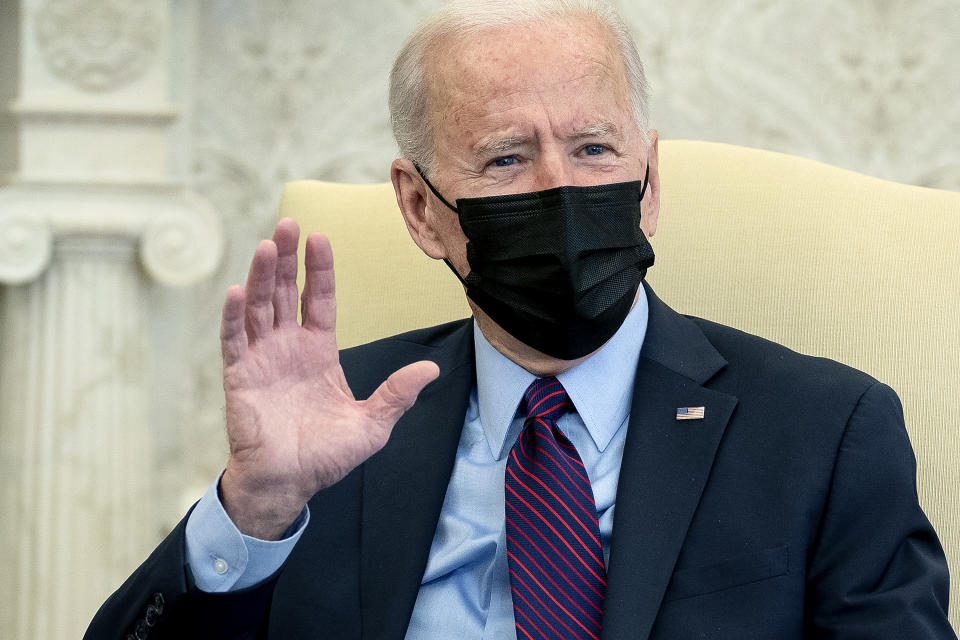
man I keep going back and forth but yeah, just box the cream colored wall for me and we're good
[0,1,957,637]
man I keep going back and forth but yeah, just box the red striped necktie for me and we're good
[505,377,606,640]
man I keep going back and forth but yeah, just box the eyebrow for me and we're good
[471,121,624,160]
[473,135,536,159]
[569,121,622,140]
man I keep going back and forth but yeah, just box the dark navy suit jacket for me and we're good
[86,287,955,639]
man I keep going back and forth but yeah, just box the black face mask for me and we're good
[417,165,655,360]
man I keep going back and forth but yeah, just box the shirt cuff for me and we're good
[184,472,310,592]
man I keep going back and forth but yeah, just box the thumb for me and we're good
[363,360,440,425]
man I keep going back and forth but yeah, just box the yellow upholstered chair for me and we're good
[279,139,960,629]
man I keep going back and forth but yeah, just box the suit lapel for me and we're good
[353,287,737,639]
[359,322,475,640]
[602,286,738,640]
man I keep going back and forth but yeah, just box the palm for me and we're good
[225,326,358,491]
[218,219,438,538]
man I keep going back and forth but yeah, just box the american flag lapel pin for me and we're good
[676,406,706,421]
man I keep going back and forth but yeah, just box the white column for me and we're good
[0,1,221,637]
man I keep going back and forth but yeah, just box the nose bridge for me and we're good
[533,143,574,191]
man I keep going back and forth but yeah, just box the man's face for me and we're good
[420,14,656,278]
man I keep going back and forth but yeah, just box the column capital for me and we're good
[0,207,52,283]
[0,184,222,286]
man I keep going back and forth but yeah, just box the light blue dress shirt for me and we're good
[185,291,649,638]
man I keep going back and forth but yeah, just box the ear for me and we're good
[641,129,660,238]
[391,158,448,259]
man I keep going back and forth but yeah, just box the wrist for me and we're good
[220,468,307,540]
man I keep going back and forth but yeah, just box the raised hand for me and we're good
[218,218,439,539]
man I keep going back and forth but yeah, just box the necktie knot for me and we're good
[522,376,571,424]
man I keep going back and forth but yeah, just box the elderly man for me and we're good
[86,1,954,638]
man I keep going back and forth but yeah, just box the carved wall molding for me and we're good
[8,101,179,126]
[34,0,161,92]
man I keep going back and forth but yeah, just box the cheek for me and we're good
[639,197,658,238]
[432,208,471,266]
[640,217,654,238]
[434,207,467,243]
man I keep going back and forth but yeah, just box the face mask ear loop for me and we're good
[412,163,470,284]
[413,163,460,213]
[442,258,470,286]
[639,163,650,202]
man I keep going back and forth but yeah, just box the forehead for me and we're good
[424,15,633,145]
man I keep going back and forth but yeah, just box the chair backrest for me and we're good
[279,139,960,626]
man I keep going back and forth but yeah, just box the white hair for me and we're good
[388,0,651,177]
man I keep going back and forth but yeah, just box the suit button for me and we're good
[152,592,165,614]
[134,619,148,639]
[144,605,158,626]
[126,635,136,640]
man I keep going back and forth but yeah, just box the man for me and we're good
[86,1,954,638]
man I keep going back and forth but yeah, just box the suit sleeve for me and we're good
[806,381,955,638]
[82,507,280,640]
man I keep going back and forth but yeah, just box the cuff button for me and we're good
[213,557,229,574]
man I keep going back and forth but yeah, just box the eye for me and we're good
[491,156,517,167]
[583,144,606,156]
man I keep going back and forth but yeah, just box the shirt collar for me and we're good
[473,288,649,460]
